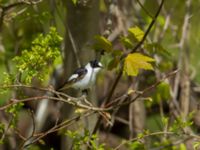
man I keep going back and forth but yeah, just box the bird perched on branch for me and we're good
[58,60,103,93]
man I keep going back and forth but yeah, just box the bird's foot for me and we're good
[82,89,89,96]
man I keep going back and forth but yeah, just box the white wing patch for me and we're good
[68,74,79,81]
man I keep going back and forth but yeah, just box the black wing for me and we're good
[58,67,87,91]
[69,67,88,83]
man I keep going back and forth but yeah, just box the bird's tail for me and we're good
[57,83,72,91]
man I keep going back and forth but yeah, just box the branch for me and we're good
[0,70,177,148]
[111,70,178,108]
[92,0,165,134]
[130,0,165,54]
[136,0,153,18]
[0,0,43,31]
[114,131,175,150]
[67,25,81,68]
[22,110,93,148]
[0,69,176,113]
[0,94,108,112]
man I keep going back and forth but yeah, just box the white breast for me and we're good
[71,64,100,90]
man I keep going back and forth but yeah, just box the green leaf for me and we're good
[179,143,187,150]
[71,0,77,5]
[161,117,169,126]
[145,43,171,57]
[100,53,113,69]
[128,26,144,42]
[0,123,5,134]
[124,53,155,76]
[145,43,173,71]
[127,141,145,150]
[156,81,171,100]
[120,36,134,49]
[5,102,24,128]
[112,49,123,56]
[108,57,120,70]
[13,27,62,83]
[93,35,113,52]
[99,0,107,12]
[157,16,165,27]
[193,142,200,150]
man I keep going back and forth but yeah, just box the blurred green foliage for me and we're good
[13,27,62,83]
[0,0,200,149]
[65,129,105,150]
[5,102,24,128]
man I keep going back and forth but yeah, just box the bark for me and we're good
[129,100,146,138]
[61,1,100,149]
[179,0,191,120]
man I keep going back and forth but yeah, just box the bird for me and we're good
[58,60,103,93]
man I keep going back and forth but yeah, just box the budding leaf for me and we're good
[124,53,155,76]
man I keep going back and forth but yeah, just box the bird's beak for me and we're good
[99,63,103,68]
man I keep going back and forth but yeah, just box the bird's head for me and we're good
[87,59,103,72]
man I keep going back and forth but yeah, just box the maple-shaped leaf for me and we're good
[124,53,155,76]
[128,26,144,42]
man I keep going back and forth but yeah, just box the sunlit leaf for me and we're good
[128,26,144,42]
[193,142,200,150]
[93,35,113,52]
[13,27,62,83]
[127,141,145,150]
[124,53,155,76]
[179,143,187,150]
[157,16,165,27]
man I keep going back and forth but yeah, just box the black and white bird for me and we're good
[58,60,103,92]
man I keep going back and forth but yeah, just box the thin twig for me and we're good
[23,111,93,148]
[114,131,175,150]
[1,70,177,113]
[0,0,43,31]
[67,25,81,68]
[112,70,178,108]
[0,95,108,112]
[92,0,165,134]
[136,0,153,18]
[0,69,177,148]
